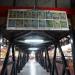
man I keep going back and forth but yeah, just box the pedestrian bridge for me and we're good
[18,59,50,75]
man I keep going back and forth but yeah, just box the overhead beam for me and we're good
[0,6,75,16]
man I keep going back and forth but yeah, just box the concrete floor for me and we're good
[18,59,50,75]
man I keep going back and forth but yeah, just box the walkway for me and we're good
[18,59,50,75]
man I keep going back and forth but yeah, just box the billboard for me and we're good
[7,9,69,30]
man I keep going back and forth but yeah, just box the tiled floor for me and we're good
[18,59,50,75]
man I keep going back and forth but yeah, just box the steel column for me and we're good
[40,50,44,67]
[26,53,29,62]
[0,44,1,59]
[16,54,20,73]
[44,51,48,70]
[70,29,75,74]
[38,51,41,65]
[46,48,52,74]
[52,45,58,75]
[11,43,17,75]
[19,51,22,70]
[0,28,2,58]
[16,51,20,73]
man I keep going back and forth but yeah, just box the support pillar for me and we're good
[24,52,27,64]
[21,55,24,68]
[70,29,75,74]
[44,51,48,70]
[27,53,29,62]
[19,51,23,70]
[40,50,44,67]
[38,51,42,65]
[37,51,40,63]
[35,52,38,62]
[52,45,58,75]
[11,43,17,75]
[16,52,20,73]
[46,48,52,74]
[0,43,1,59]
[0,28,1,58]
[69,13,75,75]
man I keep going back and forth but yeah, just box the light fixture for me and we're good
[24,39,44,44]
[15,51,19,58]
[70,38,73,44]
[30,51,35,57]
[1,45,3,49]
[28,48,38,51]
[0,38,2,44]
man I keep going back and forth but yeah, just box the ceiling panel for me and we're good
[0,0,13,6]
[37,0,55,7]
[57,0,71,8]
[0,0,71,8]
[16,0,35,6]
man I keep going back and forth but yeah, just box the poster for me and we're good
[8,19,16,27]
[24,20,32,27]
[46,11,52,19]
[52,12,59,19]
[7,10,68,30]
[16,11,23,18]
[38,11,46,19]
[46,20,54,27]
[32,20,38,28]
[39,20,46,27]
[32,10,38,18]
[16,19,23,27]
[53,20,61,28]
[59,13,66,19]
[9,11,17,18]
[24,10,32,18]
[60,20,67,28]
